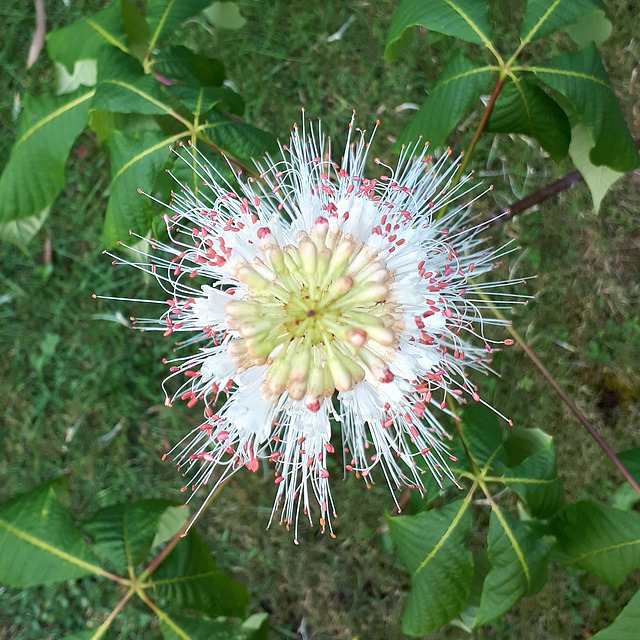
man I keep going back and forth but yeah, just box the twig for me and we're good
[488,137,640,226]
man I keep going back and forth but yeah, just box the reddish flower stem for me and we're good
[455,74,506,183]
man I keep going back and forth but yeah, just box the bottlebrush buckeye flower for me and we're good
[107,114,528,542]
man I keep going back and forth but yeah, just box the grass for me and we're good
[1,0,640,638]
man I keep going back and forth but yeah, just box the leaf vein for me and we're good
[16,90,95,148]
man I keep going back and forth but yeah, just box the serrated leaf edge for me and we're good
[519,0,563,47]
[527,65,611,91]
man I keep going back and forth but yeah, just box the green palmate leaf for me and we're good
[159,612,269,640]
[385,0,493,63]
[591,588,640,639]
[395,50,492,150]
[151,45,226,87]
[93,47,182,117]
[503,439,564,519]
[459,404,507,473]
[103,129,175,246]
[474,509,551,625]
[0,481,102,587]
[82,499,178,570]
[150,529,249,618]
[203,112,279,165]
[532,44,639,172]
[46,1,127,73]
[568,122,624,212]
[551,501,640,587]
[519,0,608,45]
[146,0,212,53]
[485,75,570,162]
[0,88,93,227]
[387,498,474,635]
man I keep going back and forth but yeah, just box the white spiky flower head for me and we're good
[107,113,527,542]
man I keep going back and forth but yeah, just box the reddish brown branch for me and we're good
[488,137,640,226]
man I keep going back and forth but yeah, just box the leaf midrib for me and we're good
[0,516,104,577]
[413,495,472,579]
[16,90,95,148]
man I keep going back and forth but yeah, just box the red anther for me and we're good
[246,457,259,472]
[274,476,285,484]
[379,368,394,384]
[320,469,330,479]
[504,339,514,346]
[216,431,229,441]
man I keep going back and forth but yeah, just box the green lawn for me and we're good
[1,0,639,638]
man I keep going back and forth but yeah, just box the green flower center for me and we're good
[224,217,399,411]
